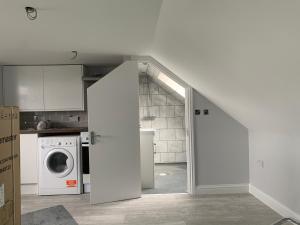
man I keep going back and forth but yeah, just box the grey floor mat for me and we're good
[22,205,78,225]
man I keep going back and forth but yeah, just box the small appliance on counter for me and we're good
[36,120,51,130]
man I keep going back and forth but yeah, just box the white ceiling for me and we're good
[2,0,300,131]
[151,0,300,131]
[0,0,162,65]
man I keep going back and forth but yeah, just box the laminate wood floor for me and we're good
[22,193,282,225]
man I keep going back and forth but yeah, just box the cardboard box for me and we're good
[0,107,20,225]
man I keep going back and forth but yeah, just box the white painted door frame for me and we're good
[185,87,196,194]
[130,55,196,195]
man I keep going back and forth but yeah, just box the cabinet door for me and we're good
[20,134,38,184]
[43,65,84,111]
[3,66,44,111]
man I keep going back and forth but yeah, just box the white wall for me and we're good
[250,131,300,217]
[193,90,249,187]
[151,0,300,216]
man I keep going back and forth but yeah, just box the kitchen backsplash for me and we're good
[139,74,186,164]
[20,111,88,130]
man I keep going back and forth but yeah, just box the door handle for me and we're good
[153,143,157,154]
[90,131,101,145]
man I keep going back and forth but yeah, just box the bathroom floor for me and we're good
[142,163,187,194]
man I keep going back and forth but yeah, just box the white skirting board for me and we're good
[21,184,38,195]
[249,185,300,221]
[195,183,249,195]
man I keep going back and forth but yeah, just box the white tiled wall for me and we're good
[139,75,186,163]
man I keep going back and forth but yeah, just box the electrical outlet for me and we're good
[68,115,79,122]
[204,109,209,115]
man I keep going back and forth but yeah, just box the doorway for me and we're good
[86,60,195,205]
[138,62,193,194]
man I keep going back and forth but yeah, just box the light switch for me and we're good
[195,109,201,115]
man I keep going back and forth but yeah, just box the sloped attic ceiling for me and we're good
[0,0,162,65]
[151,0,300,131]
[2,0,300,131]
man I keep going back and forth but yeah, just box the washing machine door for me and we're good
[44,148,74,178]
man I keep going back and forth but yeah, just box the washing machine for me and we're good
[38,136,82,195]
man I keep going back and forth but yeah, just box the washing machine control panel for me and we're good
[40,138,77,148]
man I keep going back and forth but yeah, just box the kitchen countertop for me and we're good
[20,127,88,134]
[21,127,155,134]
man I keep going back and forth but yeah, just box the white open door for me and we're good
[87,61,141,204]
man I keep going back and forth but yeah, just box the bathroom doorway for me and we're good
[138,61,194,194]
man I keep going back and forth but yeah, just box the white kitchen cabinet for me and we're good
[3,65,84,111]
[3,66,44,111]
[43,65,84,111]
[20,134,38,184]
